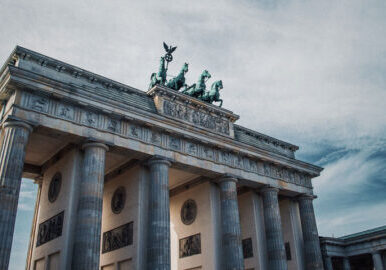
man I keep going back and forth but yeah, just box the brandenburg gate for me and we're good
[0,45,324,270]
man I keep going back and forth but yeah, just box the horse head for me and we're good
[211,80,223,91]
[201,70,211,80]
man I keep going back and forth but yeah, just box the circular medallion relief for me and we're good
[180,199,197,225]
[111,186,126,214]
[48,172,62,203]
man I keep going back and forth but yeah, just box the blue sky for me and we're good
[1,0,386,269]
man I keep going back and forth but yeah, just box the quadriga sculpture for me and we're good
[182,70,211,98]
[166,63,188,91]
[149,57,167,89]
[200,80,223,107]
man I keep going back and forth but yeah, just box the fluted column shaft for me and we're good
[0,121,32,270]
[218,175,244,270]
[342,257,351,270]
[147,157,171,270]
[372,252,384,270]
[261,187,288,270]
[298,195,324,270]
[72,143,108,270]
[324,256,333,270]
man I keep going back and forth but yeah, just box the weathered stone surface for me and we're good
[0,121,32,270]
[218,175,244,270]
[72,142,108,270]
[147,157,171,270]
[261,186,288,270]
[298,194,324,270]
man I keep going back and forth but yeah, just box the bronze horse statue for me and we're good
[200,80,223,107]
[149,56,167,89]
[166,63,188,91]
[182,70,211,98]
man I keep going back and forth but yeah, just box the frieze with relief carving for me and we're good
[163,99,230,135]
[20,91,313,188]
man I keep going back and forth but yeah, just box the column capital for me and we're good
[3,120,33,133]
[147,155,172,167]
[371,250,381,255]
[217,173,238,184]
[81,142,109,152]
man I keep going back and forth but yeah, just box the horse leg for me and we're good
[219,99,223,107]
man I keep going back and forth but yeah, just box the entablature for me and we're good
[0,46,323,192]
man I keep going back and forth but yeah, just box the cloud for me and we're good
[313,141,386,236]
[318,201,386,237]
[17,180,37,211]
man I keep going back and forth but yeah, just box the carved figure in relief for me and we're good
[200,80,223,107]
[32,97,48,111]
[59,106,71,118]
[170,137,180,149]
[187,143,197,155]
[264,163,271,175]
[182,70,211,98]
[166,63,188,91]
[86,112,96,125]
[108,120,117,132]
[131,126,139,137]
[151,132,161,144]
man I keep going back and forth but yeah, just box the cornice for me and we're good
[6,46,148,97]
[234,124,299,152]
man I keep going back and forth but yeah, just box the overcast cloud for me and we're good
[1,0,386,269]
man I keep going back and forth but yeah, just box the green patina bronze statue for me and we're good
[200,80,223,107]
[149,42,177,89]
[166,62,188,91]
[149,56,167,89]
[149,43,224,107]
[182,70,211,98]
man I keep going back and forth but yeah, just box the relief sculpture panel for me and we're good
[179,233,201,258]
[36,211,64,247]
[163,100,230,135]
[102,222,133,253]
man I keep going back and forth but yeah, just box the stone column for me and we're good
[323,256,333,270]
[261,186,288,270]
[72,142,108,270]
[218,175,244,270]
[372,251,384,270]
[342,257,351,270]
[146,156,171,270]
[298,194,324,270]
[0,121,32,270]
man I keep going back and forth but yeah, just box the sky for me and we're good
[1,0,386,268]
